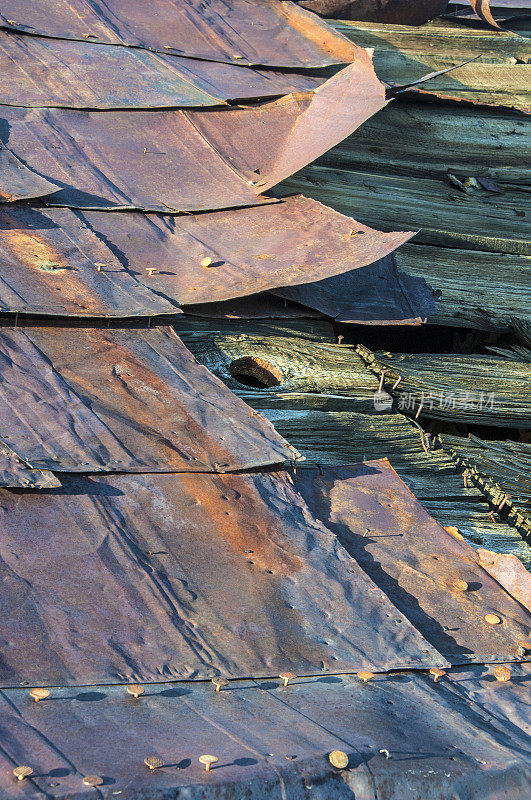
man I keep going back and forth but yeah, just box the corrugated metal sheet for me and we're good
[0,326,295,472]
[1,62,385,212]
[0,665,529,800]
[0,31,325,109]
[0,145,59,202]
[0,444,61,488]
[273,253,435,324]
[0,205,177,316]
[0,469,444,687]
[0,0,365,67]
[294,459,531,665]
[297,1,450,25]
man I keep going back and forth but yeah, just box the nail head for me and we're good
[144,757,164,771]
[126,684,145,698]
[82,776,103,787]
[329,750,349,769]
[13,767,33,781]
[29,687,50,702]
[494,665,511,682]
[485,614,502,625]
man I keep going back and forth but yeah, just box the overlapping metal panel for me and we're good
[1,62,385,212]
[294,459,531,665]
[0,0,364,67]
[0,445,61,488]
[274,253,435,324]
[0,199,412,315]
[0,665,529,800]
[0,326,294,472]
[0,469,444,687]
[0,145,59,202]
[0,206,177,316]
[0,31,324,109]
[80,197,412,306]
[477,549,531,612]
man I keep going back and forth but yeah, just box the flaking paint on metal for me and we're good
[0,62,386,212]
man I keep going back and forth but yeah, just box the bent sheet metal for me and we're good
[0,205,177,316]
[63,196,412,307]
[0,0,364,67]
[0,326,295,473]
[0,445,61,488]
[273,252,435,324]
[294,459,531,666]
[0,31,325,109]
[0,62,386,212]
[0,145,59,202]
[1,665,529,800]
[0,470,444,687]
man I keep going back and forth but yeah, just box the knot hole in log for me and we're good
[229,356,283,388]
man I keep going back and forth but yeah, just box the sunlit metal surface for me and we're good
[295,459,531,665]
[0,469,443,687]
[0,326,294,472]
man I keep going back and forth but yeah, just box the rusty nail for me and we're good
[329,750,349,769]
[485,613,502,625]
[13,767,33,781]
[392,376,402,390]
[199,755,218,772]
[144,757,164,771]
[146,268,156,276]
[201,257,213,268]
[379,749,391,759]
[29,687,50,702]
[429,668,446,683]
[337,335,344,344]
[82,776,103,787]
[415,401,423,419]
[212,677,228,692]
[126,684,145,699]
[379,371,385,391]
[279,671,295,687]
[494,665,511,682]
[499,494,511,510]
[517,640,530,658]
[362,528,370,537]
[357,671,374,683]
[463,471,469,488]
[487,510,497,523]
[452,579,469,592]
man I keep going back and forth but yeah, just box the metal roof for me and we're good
[0,468,444,687]
[0,0,364,66]
[0,326,295,474]
[1,664,529,799]
[0,30,325,109]
[1,61,385,212]
[294,459,531,665]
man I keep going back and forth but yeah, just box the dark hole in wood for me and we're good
[229,356,283,388]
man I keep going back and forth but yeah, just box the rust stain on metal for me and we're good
[0,30,325,109]
[294,459,531,666]
[78,196,413,307]
[0,0,365,67]
[0,326,294,473]
[2,62,385,212]
[0,470,443,687]
[477,548,531,613]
